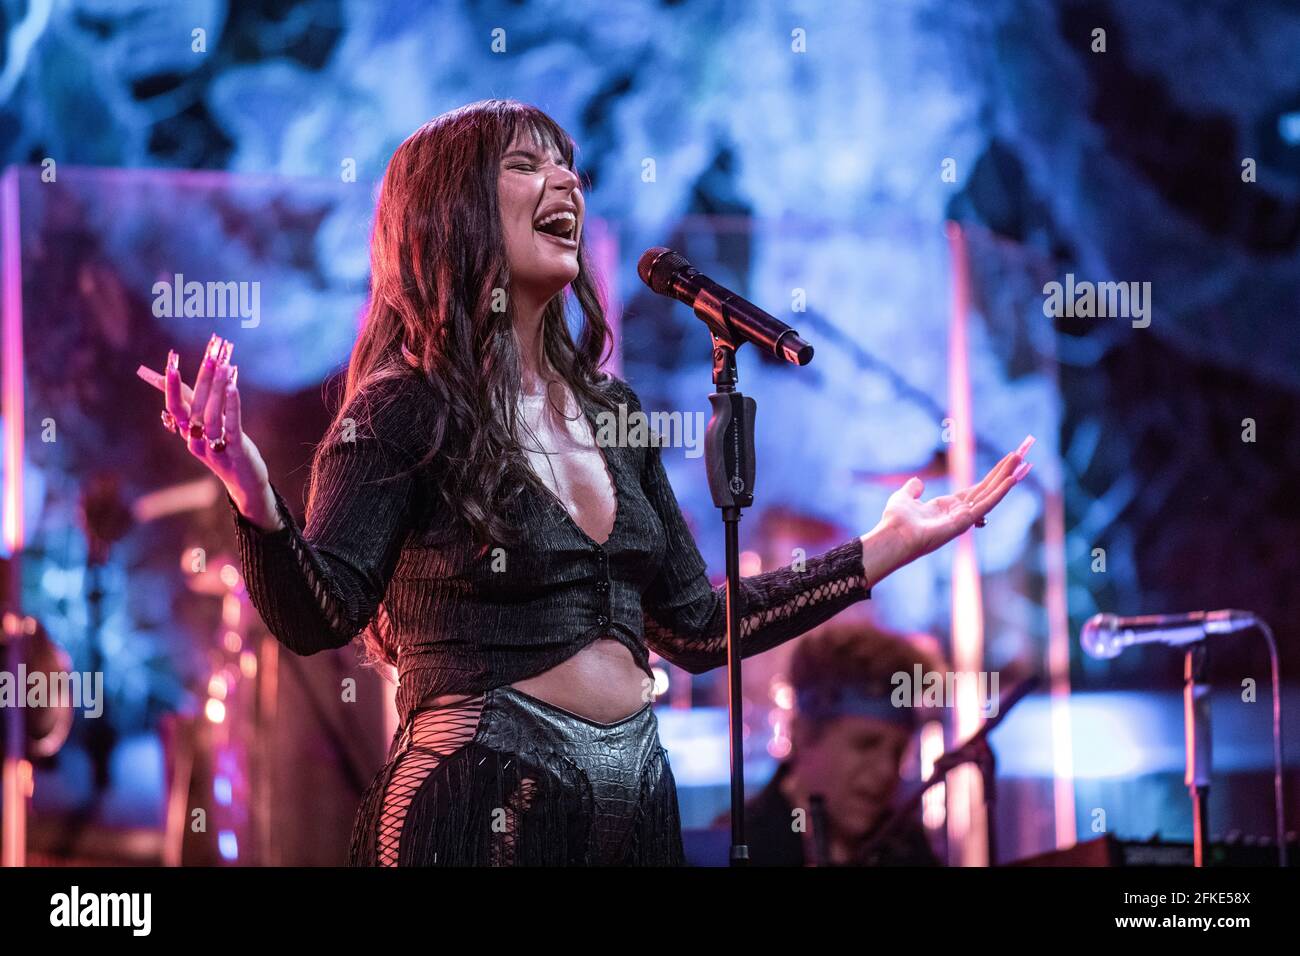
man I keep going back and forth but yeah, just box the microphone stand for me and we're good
[809,794,832,866]
[1184,642,1211,867]
[701,336,756,866]
[638,245,816,866]
[858,676,1039,865]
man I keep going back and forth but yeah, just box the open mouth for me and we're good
[533,210,578,245]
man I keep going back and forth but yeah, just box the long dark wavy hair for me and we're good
[305,99,619,668]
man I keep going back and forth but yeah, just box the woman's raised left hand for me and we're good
[861,435,1035,582]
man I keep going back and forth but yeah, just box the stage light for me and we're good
[219,563,241,588]
[652,666,669,697]
[771,678,794,710]
[218,831,239,861]
[767,734,792,760]
[1278,111,1300,146]
[767,708,792,759]
[919,719,946,830]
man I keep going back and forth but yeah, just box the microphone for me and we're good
[808,794,831,867]
[1080,610,1257,660]
[637,247,814,365]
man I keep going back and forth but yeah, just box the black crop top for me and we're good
[227,369,872,739]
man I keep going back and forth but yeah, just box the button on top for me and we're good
[595,580,609,592]
[596,615,609,626]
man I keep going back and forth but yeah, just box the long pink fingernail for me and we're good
[1013,461,1033,481]
[1016,435,1036,457]
[228,365,238,389]
[167,349,178,372]
[217,338,234,365]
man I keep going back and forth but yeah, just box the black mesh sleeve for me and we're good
[622,379,872,675]
[228,373,434,656]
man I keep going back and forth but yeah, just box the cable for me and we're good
[1256,620,1287,867]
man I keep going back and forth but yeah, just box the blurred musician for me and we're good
[720,622,947,866]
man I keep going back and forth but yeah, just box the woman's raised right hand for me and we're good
[138,332,283,532]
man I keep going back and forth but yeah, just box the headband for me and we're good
[794,687,928,728]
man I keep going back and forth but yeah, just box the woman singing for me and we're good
[143,99,1033,866]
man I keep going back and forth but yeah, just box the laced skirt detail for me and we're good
[348,685,686,866]
[375,696,487,867]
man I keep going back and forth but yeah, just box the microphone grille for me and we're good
[637,246,690,295]
[1080,613,1121,659]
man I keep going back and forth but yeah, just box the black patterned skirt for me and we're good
[349,684,687,866]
